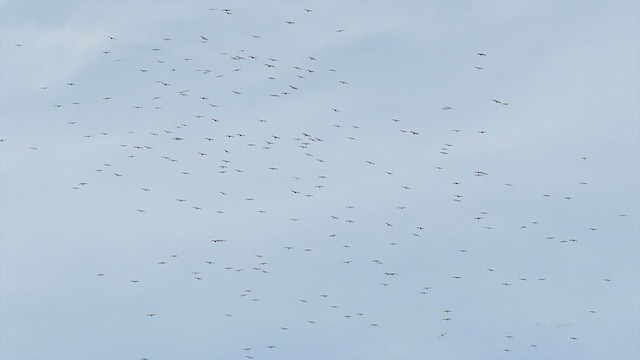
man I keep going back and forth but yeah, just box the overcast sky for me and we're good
[1,1,639,360]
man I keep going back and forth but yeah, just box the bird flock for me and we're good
[1,3,638,360]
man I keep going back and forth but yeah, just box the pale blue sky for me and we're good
[1,1,639,359]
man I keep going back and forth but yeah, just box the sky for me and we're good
[0,1,639,359]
